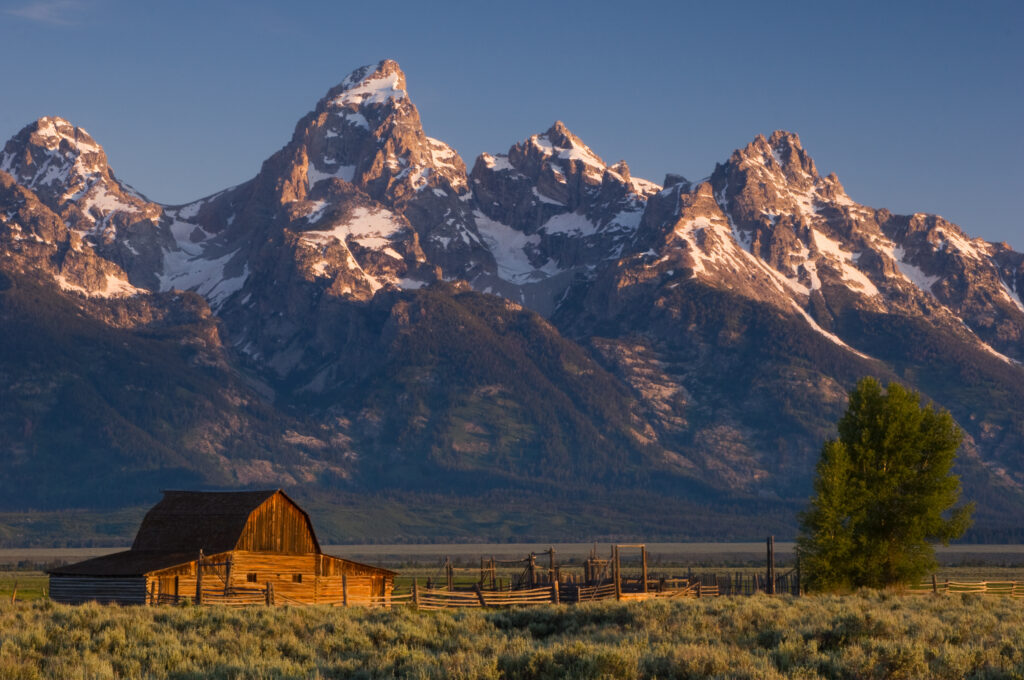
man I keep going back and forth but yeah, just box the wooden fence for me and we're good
[145,572,796,609]
[160,577,1024,608]
[137,540,803,609]
[908,579,1024,597]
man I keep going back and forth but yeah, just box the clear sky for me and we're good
[1,0,1021,246]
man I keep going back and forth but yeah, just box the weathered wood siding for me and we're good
[50,576,147,605]
[145,551,393,605]
[236,493,317,553]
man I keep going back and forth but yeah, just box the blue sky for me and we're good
[1,0,1021,245]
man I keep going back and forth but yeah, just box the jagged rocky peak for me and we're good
[298,59,469,198]
[0,116,157,229]
[712,130,872,251]
[466,121,663,315]
[256,58,488,279]
[326,58,408,111]
[0,115,169,291]
[1,116,107,183]
[766,130,818,179]
[712,131,822,232]
[471,120,660,224]
[506,120,608,196]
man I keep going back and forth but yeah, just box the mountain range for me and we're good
[2,59,1022,545]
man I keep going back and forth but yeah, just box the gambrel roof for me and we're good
[129,489,320,554]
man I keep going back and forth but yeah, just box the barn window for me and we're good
[292,574,302,583]
[246,573,258,583]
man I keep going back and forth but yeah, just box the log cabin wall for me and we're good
[145,551,393,605]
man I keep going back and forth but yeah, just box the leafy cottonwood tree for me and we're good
[797,377,973,591]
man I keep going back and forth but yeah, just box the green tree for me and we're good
[797,377,973,591]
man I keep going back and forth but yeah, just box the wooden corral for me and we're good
[48,490,394,606]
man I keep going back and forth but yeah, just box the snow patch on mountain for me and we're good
[790,301,871,360]
[307,163,355,187]
[330,71,406,108]
[161,246,246,308]
[474,209,560,283]
[480,153,516,173]
[81,184,136,219]
[300,206,406,250]
[1000,279,1024,314]
[541,211,598,237]
[530,134,603,171]
[810,230,879,296]
[933,225,987,262]
[56,272,141,298]
[426,138,459,173]
[892,246,940,295]
[628,177,662,197]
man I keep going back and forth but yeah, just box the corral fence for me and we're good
[908,578,1024,598]
[158,540,802,609]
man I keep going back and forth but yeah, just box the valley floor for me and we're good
[1,591,1023,679]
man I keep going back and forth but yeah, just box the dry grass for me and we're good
[1,591,1023,679]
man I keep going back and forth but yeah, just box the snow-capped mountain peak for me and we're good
[0,116,151,220]
[329,59,408,108]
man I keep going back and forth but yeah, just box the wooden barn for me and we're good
[48,489,395,606]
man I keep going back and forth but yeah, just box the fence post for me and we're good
[446,558,454,591]
[552,580,560,605]
[641,546,648,593]
[766,536,775,595]
[932,574,938,595]
[529,553,536,588]
[342,574,348,607]
[613,546,622,601]
[412,578,419,607]
[195,550,204,605]
[696,582,702,598]
[473,584,487,607]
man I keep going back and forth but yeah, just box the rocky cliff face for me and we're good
[1,59,1023,541]
[468,121,660,314]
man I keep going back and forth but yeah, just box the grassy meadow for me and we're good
[1,592,1023,679]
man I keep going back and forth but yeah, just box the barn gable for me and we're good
[130,489,320,554]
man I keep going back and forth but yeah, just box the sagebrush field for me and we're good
[1,592,1023,679]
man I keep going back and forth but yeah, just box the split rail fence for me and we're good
[908,579,1024,598]
[146,540,802,609]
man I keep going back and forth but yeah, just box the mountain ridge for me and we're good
[1,59,1020,544]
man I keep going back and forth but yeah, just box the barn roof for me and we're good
[130,489,321,554]
[44,490,404,579]
[48,550,196,577]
